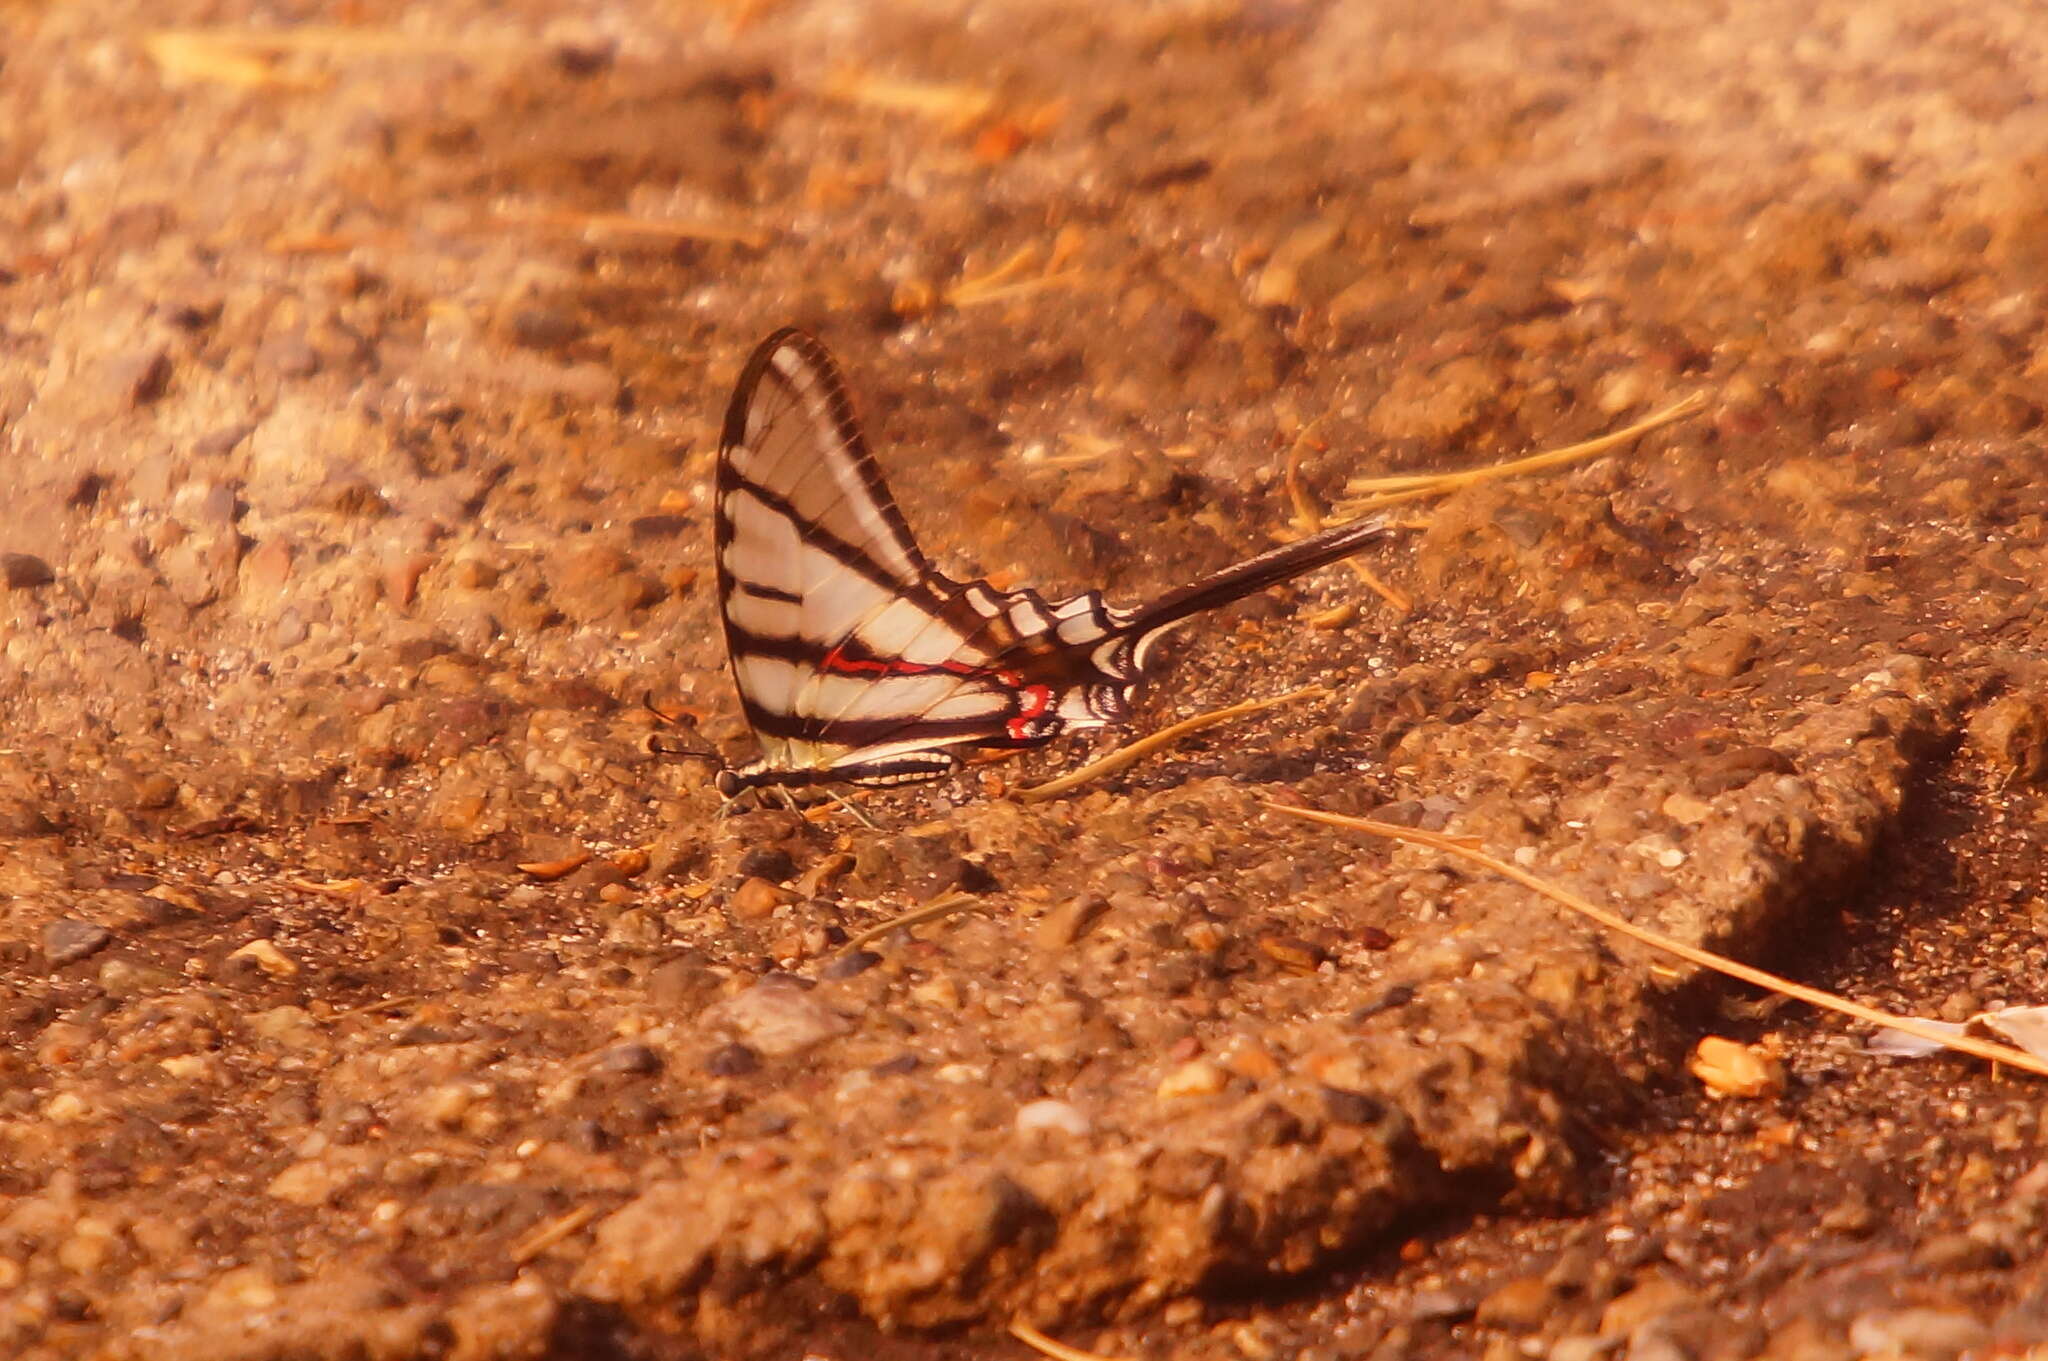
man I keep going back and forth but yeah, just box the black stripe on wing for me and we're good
[719,469,947,603]
[717,328,932,587]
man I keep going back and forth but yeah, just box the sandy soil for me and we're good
[4,1,2048,1358]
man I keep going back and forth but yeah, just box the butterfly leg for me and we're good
[822,791,882,831]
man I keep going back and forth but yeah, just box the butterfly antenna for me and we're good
[641,690,725,763]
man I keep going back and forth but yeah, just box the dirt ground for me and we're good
[5,1,2048,1358]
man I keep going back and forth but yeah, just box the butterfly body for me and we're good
[713,328,1385,797]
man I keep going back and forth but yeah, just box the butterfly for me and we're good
[711,328,1387,799]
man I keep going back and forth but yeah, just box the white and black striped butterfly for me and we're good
[711,328,1388,798]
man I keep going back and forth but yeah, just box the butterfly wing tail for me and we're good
[1118,516,1391,662]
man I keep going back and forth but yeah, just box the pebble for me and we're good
[1660,791,1713,824]
[43,918,112,968]
[1844,1309,1988,1360]
[1475,1273,1557,1332]
[1404,1289,1473,1323]
[2,552,55,589]
[818,949,881,980]
[1599,1277,1696,1337]
[737,846,798,883]
[1319,1087,1386,1126]
[127,772,180,810]
[267,1156,361,1208]
[228,938,300,977]
[1157,1058,1228,1099]
[1015,1098,1093,1138]
[1688,1036,1785,1098]
[1258,934,1326,972]
[705,1042,760,1076]
[0,797,56,836]
[596,1043,663,1077]
[1910,1230,2006,1273]
[707,978,848,1057]
[508,306,586,350]
[1681,623,1761,679]
[730,876,798,921]
[107,347,171,406]
[1548,1337,1614,1361]
[97,956,175,998]
[548,545,663,624]
[644,954,721,1010]
[1035,896,1107,948]
[1966,692,2048,784]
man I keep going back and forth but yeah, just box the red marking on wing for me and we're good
[819,645,989,680]
[1006,684,1053,740]
[819,645,1029,690]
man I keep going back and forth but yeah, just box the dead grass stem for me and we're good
[1265,803,2048,1080]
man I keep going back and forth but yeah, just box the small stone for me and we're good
[1600,1276,1695,1337]
[1015,1098,1092,1137]
[1035,896,1108,949]
[127,771,180,810]
[1320,1087,1387,1126]
[1216,1036,1279,1080]
[1967,693,2048,785]
[421,1082,486,1129]
[1688,1036,1784,1098]
[708,978,848,1057]
[43,918,112,968]
[247,1006,323,1049]
[1845,1309,1988,1361]
[1682,625,1760,680]
[268,1156,360,1207]
[45,1091,93,1122]
[0,797,57,837]
[194,423,255,457]
[1474,1274,1557,1332]
[97,956,175,998]
[1,553,55,589]
[228,938,300,977]
[1258,934,1326,972]
[549,545,664,624]
[604,907,663,949]
[450,557,501,590]
[1660,791,1713,824]
[1819,1190,1877,1236]
[737,846,797,883]
[1911,1231,2007,1273]
[108,347,171,406]
[241,539,294,595]
[818,949,880,980]
[262,333,322,378]
[705,1042,760,1076]
[730,876,798,921]
[597,1043,663,1076]
[1405,1289,1473,1323]
[644,954,720,1011]
[508,306,586,350]
[1157,1058,1228,1100]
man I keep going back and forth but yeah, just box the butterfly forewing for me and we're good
[715,331,1058,792]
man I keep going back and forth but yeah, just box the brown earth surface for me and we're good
[5,1,2048,1358]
